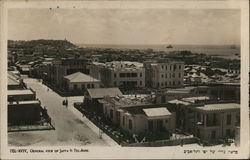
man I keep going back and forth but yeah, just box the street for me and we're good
[8,78,117,146]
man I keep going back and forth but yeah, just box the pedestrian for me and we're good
[66,99,68,107]
[47,88,49,91]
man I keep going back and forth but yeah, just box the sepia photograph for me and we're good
[1,0,249,159]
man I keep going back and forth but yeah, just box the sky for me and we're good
[8,8,240,45]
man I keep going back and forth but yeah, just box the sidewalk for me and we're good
[9,78,110,146]
[68,105,119,146]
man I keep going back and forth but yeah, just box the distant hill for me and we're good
[8,39,77,49]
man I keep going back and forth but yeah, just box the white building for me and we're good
[101,96,176,135]
[144,61,184,88]
[64,72,100,92]
[91,61,145,89]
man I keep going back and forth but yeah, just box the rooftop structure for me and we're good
[8,75,20,86]
[100,94,152,107]
[195,103,240,112]
[143,107,171,118]
[93,61,145,88]
[86,88,123,99]
[64,72,100,83]
[8,89,34,96]
[144,60,184,89]
[104,61,144,70]
[8,100,40,105]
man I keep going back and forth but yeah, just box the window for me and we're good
[165,82,168,86]
[74,84,78,90]
[165,119,168,123]
[211,131,216,139]
[131,73,137,77]
[110,110,113,119]
[87,84,90,88]
[81,84,85,90]
[157,120,163,130]
[114,81,116,86]
[213,113,217,125]
[140,81,142,86]
[179,73,181,78]
[169,81,171,86]
[179,65,181,70]
[226,129,231,137]
[161,74,164,78]
[122,116,125,125]
[116,111,120,119]
[227,114,232,125]
[170,66,172,70]
[148,120,153,130]
[140,73,142,77]
[120,73,126,77]
[162,65,164,69]
[91,84,94,88]
[173,81,175,86]
[126,73,131,77]
[174,64,176,71]
[105,106,107,114]
[165,74,167,78]
[165,66,168,70]
[169,73,171,78]
[197,129,200,137]
[161,82,164,86]
[129,119,132,130]
[173,73,175,78]
[114,73,116,78]
[178,81,181,85]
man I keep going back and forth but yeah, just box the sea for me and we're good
[77,44,241,60]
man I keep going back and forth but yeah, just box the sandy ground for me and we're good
[8,78,116,147]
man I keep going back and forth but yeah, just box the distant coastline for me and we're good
[76,44,240,60]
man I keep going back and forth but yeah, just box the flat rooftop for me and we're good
[182,96,209,103]
[8,89,34,96]
[8,100,40,105]
[105,61,144,69]
[167,87,196,94]
[168,99,191,106]
[8,76,20,86]
[101,94,152,107]
[8,71,20,86]
[87,88,123,99]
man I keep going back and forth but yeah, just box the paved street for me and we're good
[8,78,118,146]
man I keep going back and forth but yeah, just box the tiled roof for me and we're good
[195,103,240,112]
[87,88,123,99]
[64,72,100,83]
[143,107,171,117]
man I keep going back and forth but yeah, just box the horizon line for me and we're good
[8,39,240,46]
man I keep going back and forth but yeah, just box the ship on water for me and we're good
[230,45,237,49]
[166,45,173,48]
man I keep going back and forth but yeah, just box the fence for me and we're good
[124,137,199,147]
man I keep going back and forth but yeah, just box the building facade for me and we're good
[91,61,145,89]
[185,103,240,141]
[64,72,100,93]
[144,61,184,88]
[47,58,90,89]
[7,72,44,125]
[101,96,176,136]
